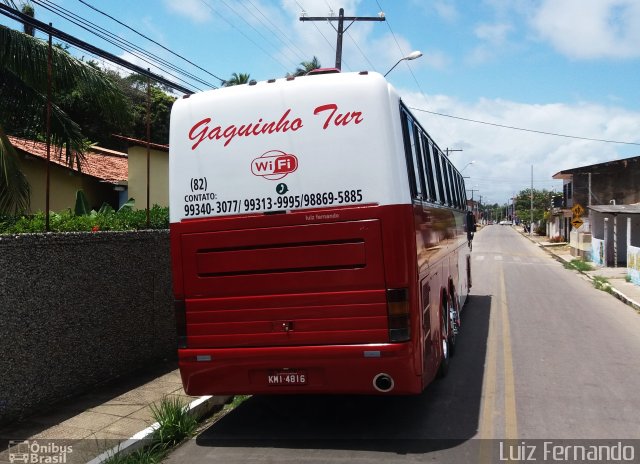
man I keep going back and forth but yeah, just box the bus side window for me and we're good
[433,150,448,205]
[400,110,419,198]
[412,125,428,200]
[442,161,452,207]
[420,133,436,203]
[447,162,456,207]
[430,143,445,204]
[451,170,461,209]
[455,173,464,209]
[401,110,425,200]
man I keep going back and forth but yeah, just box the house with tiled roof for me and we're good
[10,136,129,212]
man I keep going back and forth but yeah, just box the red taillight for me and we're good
[386,288,410,342]
[175,300,187,349]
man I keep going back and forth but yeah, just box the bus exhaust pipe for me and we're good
[373,373,395,392]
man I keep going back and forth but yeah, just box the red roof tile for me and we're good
[112,134,169,152]
[9,136,128,184]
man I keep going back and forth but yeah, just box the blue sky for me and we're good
[2,0,640,205]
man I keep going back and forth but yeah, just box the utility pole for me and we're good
[446,148,463,157]
[530,165,534,235]
[300,8,385,70]
[469,189,479,216]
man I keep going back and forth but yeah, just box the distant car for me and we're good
[499,220,511,225]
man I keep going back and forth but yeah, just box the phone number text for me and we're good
[183,190,363,217]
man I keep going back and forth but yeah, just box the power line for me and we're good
[199,0,294,74]
[235,0,306,63]
[321,0,377,71]
[245,0,308,62]
[32,0,212,90]
[0,3,195,93]
[375,0,423,92]
[408,106,640,146]
[299,6,384,70]
[76,0,225,85]
[295,1,344,68]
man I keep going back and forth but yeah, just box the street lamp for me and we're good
[461,160,476,172]
[384,50,423,77]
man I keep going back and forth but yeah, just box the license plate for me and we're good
[268,370,307,386]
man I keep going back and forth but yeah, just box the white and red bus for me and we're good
[169,70,472,395]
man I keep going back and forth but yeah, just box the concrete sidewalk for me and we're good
[0,362,227,464]
[519,227,640,312]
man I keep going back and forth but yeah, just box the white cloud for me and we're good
[399,90,640,202]
[410,0,459,22]
[163,0,212,24]
[474,22,512,44]
[531,0,640,59]
[466,22,513,64]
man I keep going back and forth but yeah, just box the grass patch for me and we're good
[563,259,594,272]
[103,395,250,464]
[102,443,166,464]
[103,396,197,464]
[224,395,250,411]
[592,276,613,293]
[149,396,198,447]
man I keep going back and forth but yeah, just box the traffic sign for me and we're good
[571,217,584,229]
[571,203,584,217]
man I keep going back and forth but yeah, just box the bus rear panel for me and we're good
[169,71,468,395]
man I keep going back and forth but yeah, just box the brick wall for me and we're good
[0,230,175,425]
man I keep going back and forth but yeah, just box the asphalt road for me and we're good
[166,225,640,464]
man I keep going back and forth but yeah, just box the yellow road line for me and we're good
[500,268,519,439]
[479,265,519,463]
[479,297,498,439]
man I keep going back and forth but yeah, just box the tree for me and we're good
[20,2,34,37]
[56,70,177,148]
[289,56,321,77]
[222,73,250,87]
[514,188,554,226]
[0,24,126,214]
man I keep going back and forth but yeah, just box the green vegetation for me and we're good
[0,24,127,215]
[103,397,197,464]
[223,395,250,411]
[104,395,250,464]
[563,259,594,272]
[149,397,199,447]
[592,276,613,293]
[222,72,251,86]
[0,205,168,234]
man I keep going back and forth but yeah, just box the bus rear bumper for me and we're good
[178,343,422,395]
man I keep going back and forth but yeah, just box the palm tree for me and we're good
[290,56,321,77]
[0,23,125,214]
[222,73,251,87]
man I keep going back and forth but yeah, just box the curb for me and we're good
[609,286,640,313]
[87,395,231,464]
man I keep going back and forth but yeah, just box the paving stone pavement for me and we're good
[0,362,225,463]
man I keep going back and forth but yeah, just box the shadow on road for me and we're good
[195,295,492,454]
